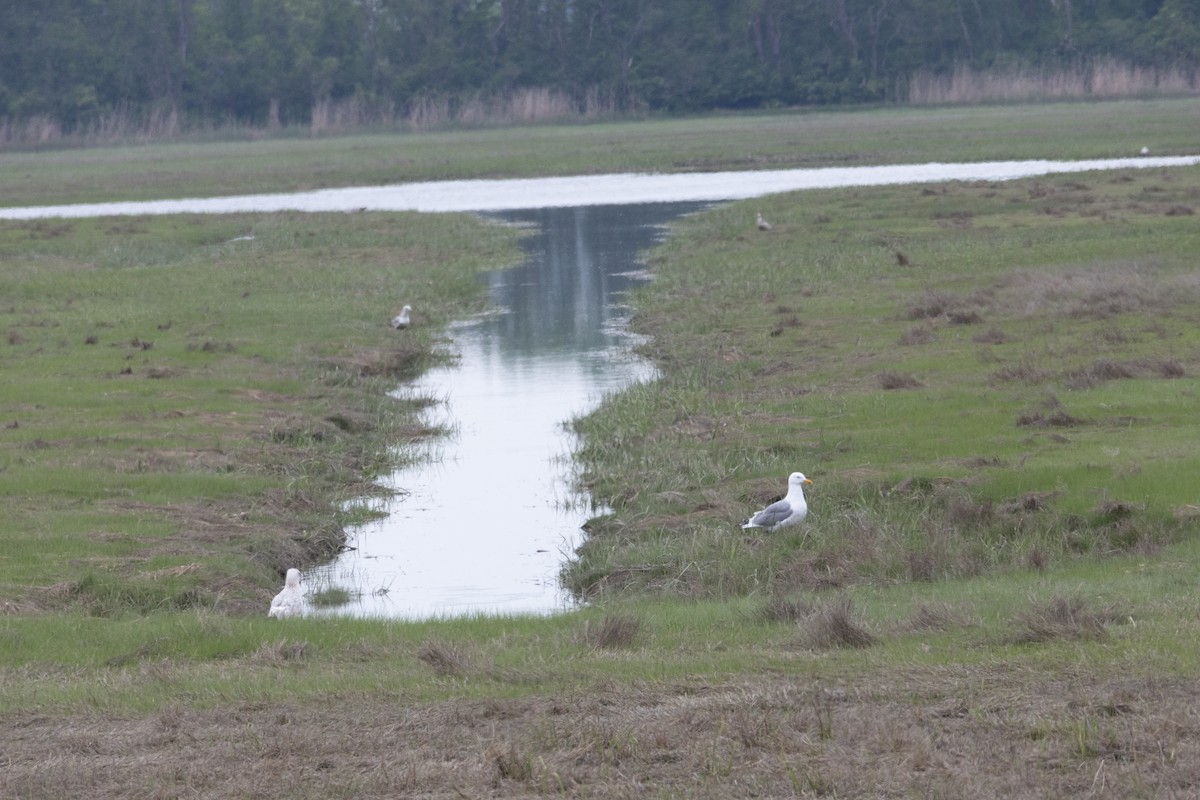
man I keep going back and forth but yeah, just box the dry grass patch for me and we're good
[7,668,1200,798]
[1016,396,1086,428]
[899,325,936,345]
[578,613,643,649]
[972,326,1009,344]
[752,595,815,624]
[905,290,959,320]
[906,602,971,632]
[1008,595,1120,645]
[798,598,877,650]
[878,370,924,390]
[417,639,471,677]
[990,359,1052,385]
[254,638,311,665]
[947,309,983,325]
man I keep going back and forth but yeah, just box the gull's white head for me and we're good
[284,568,300,588]
[788,472,812,491]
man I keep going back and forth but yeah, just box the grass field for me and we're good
[2,98,1196,208]
[3,100,1200,798]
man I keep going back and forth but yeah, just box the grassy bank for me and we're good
[2,98,1196,208]
[3,107,1200,797]
[0,211,520,614]
[567,165,1200,602]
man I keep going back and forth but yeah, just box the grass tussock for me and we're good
[254,638,311,665]
[578,613,643,649]
[798,598,877,650]
[417,639,472,678]
[753,595,815,624]
[1008,595,1121,645]
[878,370,924,390]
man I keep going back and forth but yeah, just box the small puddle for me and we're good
[311,202,709,617]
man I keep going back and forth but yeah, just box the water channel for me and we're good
[6,156,1198,617]
[313,203,706,617]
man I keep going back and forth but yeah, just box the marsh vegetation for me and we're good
[3,104,1200,797]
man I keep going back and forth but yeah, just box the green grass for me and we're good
[4,540,1199,712]
[2,98,1196,207]
[3,104,1200,798]
[566,165,1200,598]
[1,211,521,614]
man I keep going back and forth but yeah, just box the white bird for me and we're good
[391,304,412,330]
[1140,146,1150,156]
[742,472,811,531]
[268,568,303,618]
[756,212,772,231]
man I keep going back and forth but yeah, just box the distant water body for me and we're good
[2,156,1197,219]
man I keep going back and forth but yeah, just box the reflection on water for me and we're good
[312,203,708,617]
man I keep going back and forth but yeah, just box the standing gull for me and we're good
[391,304,412,330]
[756,212,773,231]
[742,472,811,531]
[268,568,303,618]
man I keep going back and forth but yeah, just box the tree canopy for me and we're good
[1,0,1195,132]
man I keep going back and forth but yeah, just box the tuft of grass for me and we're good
[254,638,311,664]
[798,598,877,650]
[578,613,643,649]
[752,596,815,624]
[1008,595,1120,645]
[878,370,923,390]
[417,639,471,678]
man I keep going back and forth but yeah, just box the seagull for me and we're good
[268,568,303,618]
[742,472,811,531]
[391,305,412,330]
[1140,146,1150,156]
[756,212,772,231]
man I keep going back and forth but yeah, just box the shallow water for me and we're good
[1,156,1197,219]
[311,203,707,617]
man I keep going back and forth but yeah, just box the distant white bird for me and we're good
[1140,146,1150,156]
[756,212,772,231]
[391,304,412,330]
[742,472,812,531]
[268,568,303,618]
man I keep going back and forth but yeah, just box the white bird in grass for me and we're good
[756,212,772,231]
[391,304,412,330]
[742,472,812,532]
[268,568,303,618]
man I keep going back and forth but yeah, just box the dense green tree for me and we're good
[0,0,1193,134]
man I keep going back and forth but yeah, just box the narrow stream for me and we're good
[311,202,708,617]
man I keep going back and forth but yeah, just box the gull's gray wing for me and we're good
[748,499,793,528]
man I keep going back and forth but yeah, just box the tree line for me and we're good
[1,0,1197,137]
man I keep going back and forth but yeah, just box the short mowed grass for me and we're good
[4,105,1200,798]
